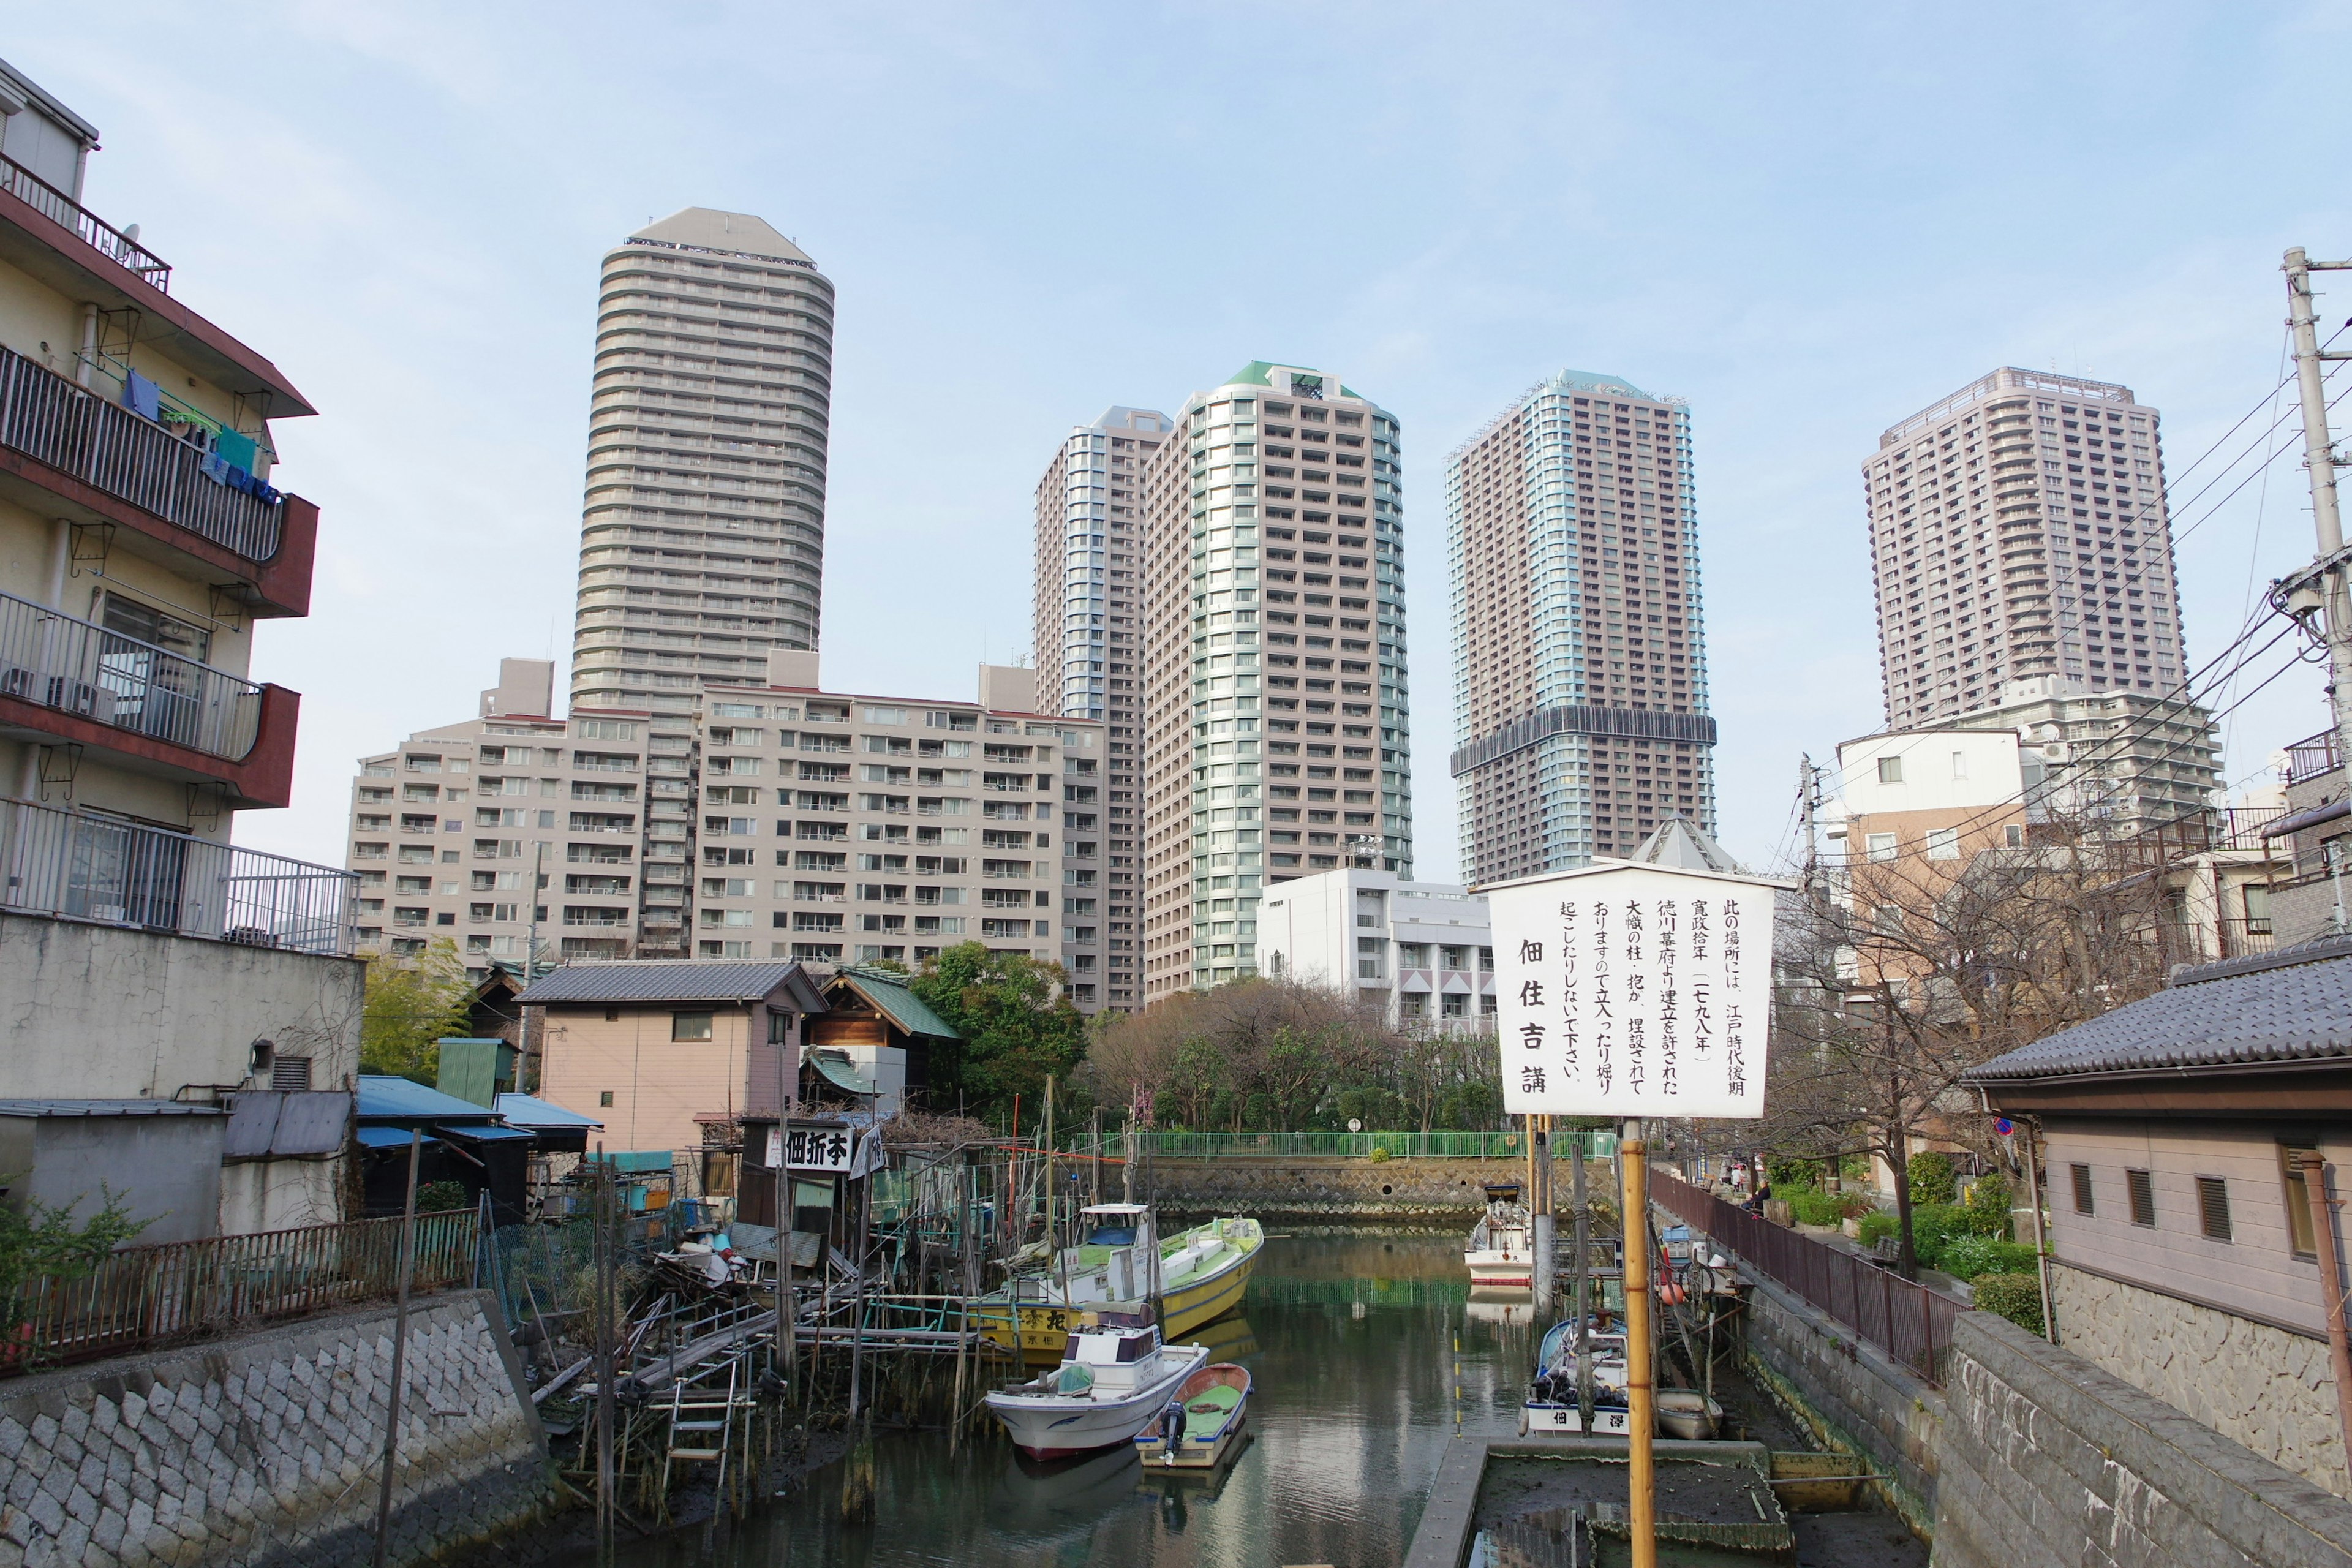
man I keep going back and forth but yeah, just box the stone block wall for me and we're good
[0,1289,552,1568]
[1740,1272,1942,1534]
[1933,1309,2352,1568]
[1151,1157,1530,1222]
[2051,1261,2348,1496]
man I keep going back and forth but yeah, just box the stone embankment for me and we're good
[0,1289,552,1568]
[1153,1156,1531,1224]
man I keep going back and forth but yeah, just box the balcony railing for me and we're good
[2288,729,2343,785]
[0,588,265,761]
[0,150,172,291]
[0,797,355,955]
[0,346,284,566]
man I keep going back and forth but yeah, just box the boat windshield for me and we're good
[1085,1224,1139,1246]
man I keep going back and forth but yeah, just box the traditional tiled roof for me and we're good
[1962,935,2352,1081]
[516,960,825,1008]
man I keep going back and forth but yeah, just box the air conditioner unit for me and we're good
[48,679,117,723]
[1,666,40,699]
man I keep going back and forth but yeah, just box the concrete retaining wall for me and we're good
[1739,1272,1942,1535]
[0,1289,552,1568]
[1153,1157,1527,1221]
[1933,1310,2352,1568]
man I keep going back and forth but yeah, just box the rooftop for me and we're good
[627,207,813,268]
[517,959,827,1008]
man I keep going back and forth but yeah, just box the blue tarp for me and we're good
[356,1125,440,1148]
[492,1092,605,1129]
[357,1074,503,1125]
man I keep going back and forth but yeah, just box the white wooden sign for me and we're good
[1482,863,1779,1120]
[766,1122,857,1173]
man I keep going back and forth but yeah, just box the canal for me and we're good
[598,1231,1525,1567]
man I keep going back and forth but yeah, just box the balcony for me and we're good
[0,588,299,807]
[0,796,353,955]
[2287,729,2342,785]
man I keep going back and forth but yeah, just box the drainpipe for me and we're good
[2297,1152,2352,1478]
[2019,1118,2056,1344]
[75,302,97,388]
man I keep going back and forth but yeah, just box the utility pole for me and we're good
[2282,248,2352,804]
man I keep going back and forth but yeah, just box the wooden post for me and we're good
[1621,1122,1656,1568]
[2299,1152,2352,1474]
[776,1015,797,1387]
[2018,1120,2056,1344]
[371,1128,423,1568]
[1570,1136,1594,1431]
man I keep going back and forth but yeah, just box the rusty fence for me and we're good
[1649,1169,1961,1385]
[4,1209,479,1375]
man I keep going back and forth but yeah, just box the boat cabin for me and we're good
[1080,1202,1152,1246]
[1063,1315,1165,1388]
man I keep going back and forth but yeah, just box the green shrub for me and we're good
[1856,1212,1899,1248]
[1788,1189,1867,1227]
[1936,1235,2041,1281]
[1368,1147,1392,1163]
[1904,1152,1956,1207]
[1962,1172,2013,1239]
[1971,1272,2045,1336]
[1906,1204,1968,1267]
[415,1180,469,1213]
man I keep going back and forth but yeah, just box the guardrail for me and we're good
[0,345,285,564]
[0,796,356,955]
[1142,1128,1618,1161]
[0,149,172,288]
[5,1209,477,1374]
[0,587,265,760]
[1649,1169,1959,1385]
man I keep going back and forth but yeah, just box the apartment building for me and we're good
[1446,370,1717,884]
[1136,363,1414,1000]
[0,56,358,1235]
[1257,867,1496,1033]
[1866,369,2187,731]
[687,653,1109,1008]
[347,660,674,973]
[1031,405,1172,1010]
[1948,675,2221,834]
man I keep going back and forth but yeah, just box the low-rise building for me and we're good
[1964,935,2352,1496]
[1257,866,1496,1031]
[2265,726,2348,948]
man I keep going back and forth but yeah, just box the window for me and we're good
[2004,824,2024,848]
[2127,1167,2156,1227]
[599,1091,615,1107]
[1866,832,1898,862]
[768,1011,794,1044]
[2196,1176,2231,1242]
[2070,1163,2094,1215]
[2283,1147,2321,1257]
[671,1012,714,1042]
[1877,756,1904,783]
[1950,751,1968,780]
[1926,827,1959,861]
[1441,993,1468,1017]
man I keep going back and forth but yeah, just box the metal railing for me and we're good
[1649,1170,1960,1385]
[1143,1128,1616,1161]
[0,345,284,564]
[0,797,356,954]
[6,1209,477,1374]
[0,150,172,290]
[2288,729,2343,785]
[0,587,266,760]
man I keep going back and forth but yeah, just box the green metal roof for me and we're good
[1219,361,1363,401]
[834,967,961,1041]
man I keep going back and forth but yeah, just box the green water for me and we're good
[601,1231,1536,1566]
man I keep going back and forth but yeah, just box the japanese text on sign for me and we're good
[765,1123,857,1173]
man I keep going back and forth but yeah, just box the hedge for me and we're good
[1971,1272,2045,1336]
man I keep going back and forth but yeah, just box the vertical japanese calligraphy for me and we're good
[1486,864,1777,1120]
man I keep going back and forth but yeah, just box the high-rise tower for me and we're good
[1446,371,1717,884]
[570,208,835,716]
[1866,369,2185,730]
[1033,405,1172,1011]
[1136,363,1413,1000]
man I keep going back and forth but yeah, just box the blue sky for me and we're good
[16,2,2346,878]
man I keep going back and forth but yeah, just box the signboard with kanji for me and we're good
[1483,862,1781,1120]
[766,1122,858,1173]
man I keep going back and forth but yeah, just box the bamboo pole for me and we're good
[371,1128,423,1568]
[1621,1123,1656,1568]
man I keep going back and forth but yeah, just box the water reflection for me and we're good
[599,1232,1532,1567]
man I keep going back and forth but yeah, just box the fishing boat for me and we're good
[1654,1389,1724,1440]
[1520,1317,1634,1436]
[1133,1362,1251,1469]
[1464,1181,1534,1287]
[985,1315,1210,1460]
[976,1205,1263,1365]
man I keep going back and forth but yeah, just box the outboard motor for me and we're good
[1158,1398,1186,1456]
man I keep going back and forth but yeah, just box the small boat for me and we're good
[1465,1181,1534,1287]
[1521,1317,1632,1435]
[985,1314,1210,1460]
[1133,1362,1251,1469]
[976,1207,1264,1366]
[1654,1389,1724,1440]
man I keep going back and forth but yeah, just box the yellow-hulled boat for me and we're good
[974,1205,1262,1365]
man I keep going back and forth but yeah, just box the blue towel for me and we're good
[122,371,162,421]
[198,453,230,486]
[214,428,257,472]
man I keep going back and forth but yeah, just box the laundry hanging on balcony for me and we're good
[213,427,257,472]
[121,369,161,421]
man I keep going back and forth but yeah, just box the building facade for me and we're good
[1032,405,1171,1010]
[1135,362,1413,1000]
[687,653,1109,1008]
[1948,675,2221,834]
[1256,867,1496,1033]
[1446,371,1717,884]
[0,54,359,1237]
[1866,369,2186,732]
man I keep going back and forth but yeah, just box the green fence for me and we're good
[1141,1129,1618,1161]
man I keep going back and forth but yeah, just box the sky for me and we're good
[13,1,2348,880]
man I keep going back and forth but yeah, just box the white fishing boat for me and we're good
[1655,1389,1725,1440]
[985,1316,1210,1460]
[1464,1181,1534,1287]
[1521,1318,1633,1435]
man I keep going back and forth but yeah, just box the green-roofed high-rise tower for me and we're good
[1134,363,1413,1000]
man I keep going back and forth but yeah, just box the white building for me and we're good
[1257,867,1495,1033]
